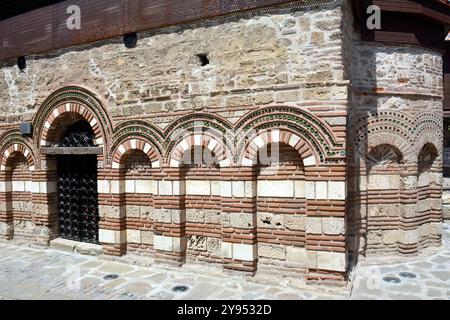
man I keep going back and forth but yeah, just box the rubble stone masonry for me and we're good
[0,0,444,285]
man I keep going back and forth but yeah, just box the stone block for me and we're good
[383,230,399,245]
[75,243,102,256]
[317,251,346,272]
[305,181,315,199]
[244,181,256,198]
[284,215,305,230]
[258,243,286,260]
[126,205,140,218]
[136,180,156,194]
[220,181,232,197]
[232,243,256,261]
[211,180,221,196]
[188,235,207,251]
[232,181,245,197]
[398,229,419,245]
[206,237,221,254]
[257,180,294,198]
[154,235,173,251]
[328,181,345,200]
[186,180,210,195]
[307,250,317,269]
[230,212,254,229]
[294,180,305,198]
[158,181,173,195]
[125,180,135,193]
[321,217,345,235]
[306,217,322,234]
[12,181,25,192]
[141,231,154,245]
[50,238,78,252]
[127,229,141,243]
[99,205,121,219]
[286,247,307,265]
[257,212,284,229]
[315,181,328,199]
[221,242,233,259]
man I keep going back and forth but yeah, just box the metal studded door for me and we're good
[57,155,99,243]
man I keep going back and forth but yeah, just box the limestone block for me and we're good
[204,210,221,224]
[186,209,205,223]
[154,235,173,251]
[232,243,257,261]
[442,177,450,189]
[245,181,256,198]
[97,180,110,194]
[230,212,254,229]
[315,181,328,199]
[12,181,25,192]
[284,215,305,231]
[328,181,345,200]
[136,180,156,194]
[303,155,316,167]
[305,181,315,199]
[317,251,346,272]
[173,236,187,253]
[125,180,135,193]
[158,181,173,195]
[206,237,221,254]
[188,235,207,251]
[172,180,185,195]
[257,212,284,229]
[0,181,11,192]
[0,222,13,236]
[110,180,121,194]
[306,217,322,234]
[307,250,317,269]
[368,175,399,190]
[186,180,210,195]
[383,230,399,245]
[127,229,141,243]
[321,217,345,235]
[232,181,245,197]
[99,205,121,219]
[126,205,140,218]
[141,231,154,245]
[220,181,232,197]
[211,180,221,196]
[257,180,294,198]
[398,229,419,245]
[221,242,233,259]
[294,180,305,198]
[258,243,286,260]
[286,247,307,265]
[99,229,125,244]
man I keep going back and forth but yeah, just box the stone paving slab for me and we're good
[0,223,449,300]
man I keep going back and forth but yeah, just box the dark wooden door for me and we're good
[57,155,99,243]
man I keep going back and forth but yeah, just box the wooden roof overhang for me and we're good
[352,0,450,110]
[0,0,340,63]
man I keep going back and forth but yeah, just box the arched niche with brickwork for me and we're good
[33,86,113,161]
[0,135,37,241]
[168,133,233,168]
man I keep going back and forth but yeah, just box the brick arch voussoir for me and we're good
[413,131,442,163]
[112,137,162,169]
[360,132,412,165]
[40,102,104,147]
[169,133,232,168]
[240,128,318,167]
[0,143,36,172]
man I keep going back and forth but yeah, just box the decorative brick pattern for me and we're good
[0,1,445,286]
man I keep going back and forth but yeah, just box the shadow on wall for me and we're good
[346,12,444,268]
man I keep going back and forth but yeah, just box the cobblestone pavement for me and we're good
[350,222,450,300]
[0,223,449,300]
